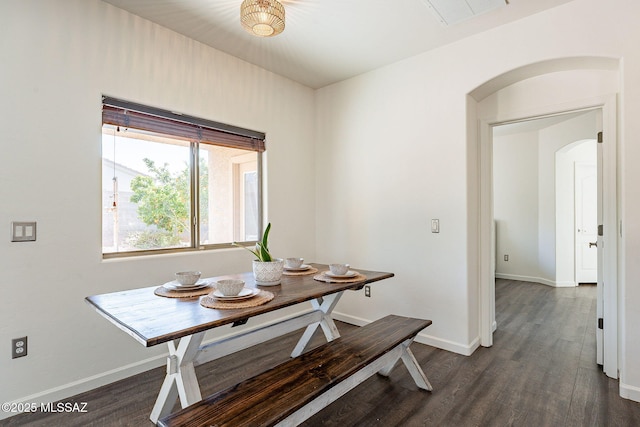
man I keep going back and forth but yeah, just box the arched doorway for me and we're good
[468,57,619,378]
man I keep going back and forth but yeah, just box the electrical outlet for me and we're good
[364,285,371,297]
[12,337,27,359]
[504,254,509,261]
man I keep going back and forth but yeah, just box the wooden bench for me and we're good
[157,314,432,427]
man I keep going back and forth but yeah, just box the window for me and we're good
[101,97,265,257]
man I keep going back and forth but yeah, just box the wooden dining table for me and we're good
[85,263,393,424]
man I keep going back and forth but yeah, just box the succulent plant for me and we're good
[233,222,273,262]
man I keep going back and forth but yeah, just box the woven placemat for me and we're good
[154,284,214,298]
[283,267,319,276]
[200,290,274,310]
[313,271,367,284]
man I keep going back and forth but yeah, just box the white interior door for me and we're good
[575,163,598,283]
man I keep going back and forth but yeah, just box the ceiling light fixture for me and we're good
[240,0,286,37]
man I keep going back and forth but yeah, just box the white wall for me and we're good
[0,0,316,412]
[4,0,640,414]
[316,0,640,400]
[316,68,473,354]
[493,112,597,286]
[493,130,541,280]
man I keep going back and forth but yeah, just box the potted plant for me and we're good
[234,223,284,286]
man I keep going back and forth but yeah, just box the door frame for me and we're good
[478,94,618,378]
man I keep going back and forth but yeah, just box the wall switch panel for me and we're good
[11,222,37,242]
[431,219,440,233]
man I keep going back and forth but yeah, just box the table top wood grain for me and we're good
[85,264,393,347]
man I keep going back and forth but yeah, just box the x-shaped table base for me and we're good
[149,292,344,424]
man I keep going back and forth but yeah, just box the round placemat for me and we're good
[154,284,214,298]
[313,271,367,283]
[200,290,274,309]
[283,267,319,276]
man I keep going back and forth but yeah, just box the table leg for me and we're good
[291,292,343,357]
[150,332,205,424]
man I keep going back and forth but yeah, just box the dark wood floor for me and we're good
[4,279,640,426]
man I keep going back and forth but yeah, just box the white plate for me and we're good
[163,279,210,291]
[284,264,311,271]
[325,270,358,278]
[212,288,259,300]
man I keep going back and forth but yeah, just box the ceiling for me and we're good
[102,0,575,89]
[492,110,595,137]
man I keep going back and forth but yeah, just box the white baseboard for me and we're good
[332,312,370,327]
[332,312,480,356]
[0,355,166,421]
[620,381,640,403]
[0,308,315,421]
[1,308,485,421]
[495,273,576,288]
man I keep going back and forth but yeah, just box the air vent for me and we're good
[422,0,508,26]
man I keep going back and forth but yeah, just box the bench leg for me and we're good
[291,292,343,357]
[279,343,407,426]
[378,338,433,391]
[150,332,205,424]
[400,343,433,391]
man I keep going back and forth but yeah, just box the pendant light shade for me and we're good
[241,0,285,37]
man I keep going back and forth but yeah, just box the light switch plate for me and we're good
[431,219,440,233]
[11,222,37,242]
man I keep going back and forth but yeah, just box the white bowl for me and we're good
[175,271,201,286]
[216,279,245,296]
[285,257,304,269]
[329,263,350,275]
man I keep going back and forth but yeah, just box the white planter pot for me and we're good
[252,259,284,286]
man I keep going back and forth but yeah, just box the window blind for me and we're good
[102,96,266,152]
